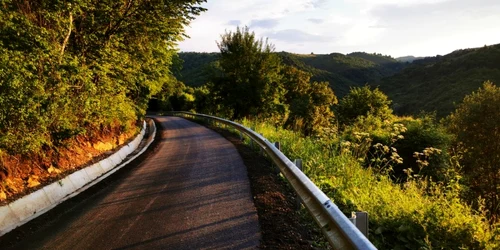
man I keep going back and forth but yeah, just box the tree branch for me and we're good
[60,12,73,63]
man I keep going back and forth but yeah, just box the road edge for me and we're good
[0,119,156,237]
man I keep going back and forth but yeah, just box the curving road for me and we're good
[5,116,260,249]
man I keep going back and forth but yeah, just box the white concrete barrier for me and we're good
[0,206,20,236]
[9,188,52,222]
[117,146,129,160]
[0,120,156,237]
[99,158,115,172]
[85,163,106,180]
[109,152,123,166]
[69,169,92,191]
[43,176,76,204]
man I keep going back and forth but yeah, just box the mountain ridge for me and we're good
[177,51,407,96]
[176,43,500,117]
[377,44,500,117]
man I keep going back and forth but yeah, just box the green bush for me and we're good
[445,81,500,220]
[240,119,499,249]
[337,86,392,127]
[0,0,205,157]
[393,116,453,182]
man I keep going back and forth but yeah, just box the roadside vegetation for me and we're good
[159,26,500,248]
[0,0,205,202]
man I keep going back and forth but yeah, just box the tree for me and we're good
[282,66,337,135]
[446,81,500,220]
[0,0,205,188]
[337,86,392,126]
[193,85,214,114]
[0,0,205,153]
[210,26,287,120]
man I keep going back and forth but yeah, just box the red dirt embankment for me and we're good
[0,122,141,205]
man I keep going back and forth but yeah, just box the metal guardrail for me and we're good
[173,112,377,250]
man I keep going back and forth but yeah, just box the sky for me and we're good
[177,0,500,58]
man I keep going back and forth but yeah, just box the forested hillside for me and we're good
[0,0,205,202]
[177,51,406,96]
[178,45,500,117]
[176,52,218,87]
[377,44,500,117]
[396,56,424,62]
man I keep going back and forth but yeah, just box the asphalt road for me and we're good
[5,116,260,250]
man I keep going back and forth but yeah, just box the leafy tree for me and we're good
[193,85,214,114]
[337,86,392,126]
[446,81,500,220]
[0,0,205,162]
[282,66,337,135]
[210,26,287,120]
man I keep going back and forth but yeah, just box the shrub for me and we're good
[445,81,500,220]
[240,119,499,249]
[337,86,392,127]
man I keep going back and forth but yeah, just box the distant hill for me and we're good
[396,56,425,63]
[349,52,401,65]
[176,52,219,87]
[377,44,500,117]
[178,51,406,96]
[278,52,406,96]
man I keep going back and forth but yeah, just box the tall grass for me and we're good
[241,119,499,249]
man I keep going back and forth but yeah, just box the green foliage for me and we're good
[0,0,205,156]
[277,52,406,97]
[175,51,407,97]
[282,66,337,135]
[445,81,500,220]
[192,85,214,114]
[392,116,453,183]
[337,86,393,126]
[210,26,287,121]
[240,119,499,249]
[345,115,454,183]
[348,52,399,65]
[206,28,339,134]
[378,44,500,117]
[176,52,219,87]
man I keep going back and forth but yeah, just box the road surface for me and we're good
[4,116,260,249]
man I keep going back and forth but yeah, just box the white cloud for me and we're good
[227,20,241,26]
[307,18,324,24]
[178,0,500,57]
[264,29,335,43]
[250,19,280,29]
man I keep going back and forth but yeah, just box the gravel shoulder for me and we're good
[203,122,330,249]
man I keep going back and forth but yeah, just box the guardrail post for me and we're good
[350,211,369,237]
[274,141,281,151]
[294,159,303,210]
[273,142,282,174]
[239,132,244,141]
